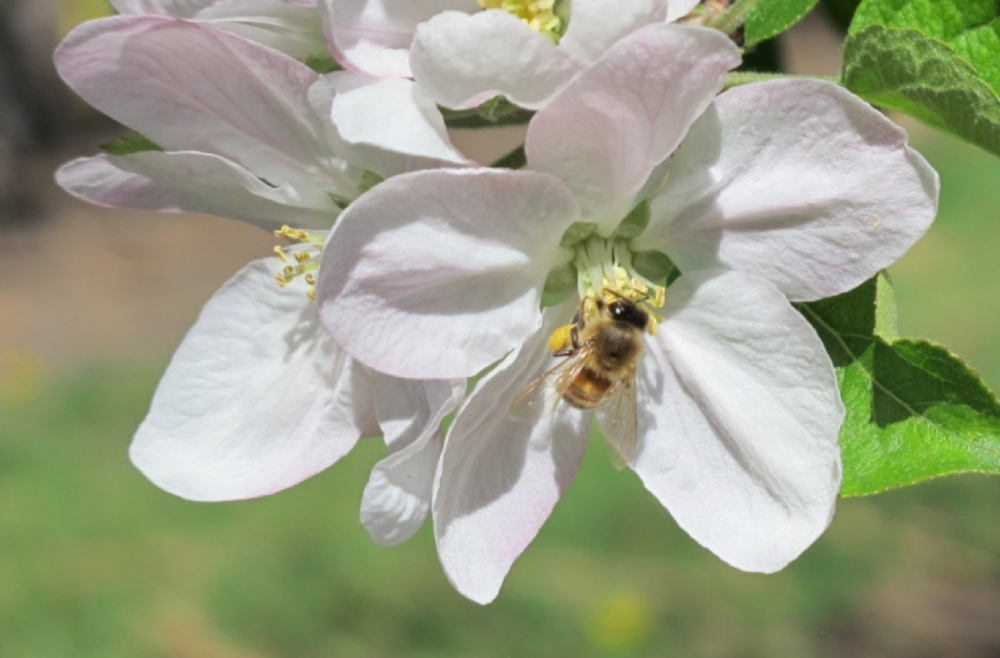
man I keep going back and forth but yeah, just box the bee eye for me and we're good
[609,302,625,319]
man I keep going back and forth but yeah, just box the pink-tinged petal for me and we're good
[111,0,216,15]
[130,259,378,501]
[56,16,331,188]
[316,168,578,379]
[645,80,939,302]
[56,155,186,213]
[411,10,584,110]
[321,0,475,77]
[331,76,472,165]
[105,151,339,230]
[527,24,740,235]
[434,302,590,604]
[309,73,471,177]
[361,375,465,546]
[633,270,843,572]
[560,0,667,63]
[189,0,327,59]
[665,0,700,22]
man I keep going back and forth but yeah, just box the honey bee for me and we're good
[510,291,649,467]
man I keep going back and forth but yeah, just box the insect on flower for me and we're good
[510,288,657,466]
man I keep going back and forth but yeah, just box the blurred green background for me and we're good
[1,2,999,657]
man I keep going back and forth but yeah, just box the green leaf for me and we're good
[745,0,820,46]
[850,0,1000,93]
[543,261,578,295]
[843,0,1000,156]
[100,132,161,156]
[797,276,1000,496]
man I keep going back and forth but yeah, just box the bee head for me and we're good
[607,299,649,330]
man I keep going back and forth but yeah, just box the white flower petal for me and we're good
[316,168,578,379]
[56,155,186,213]
[112,0,326,58]
[645,80,940,301]
[322,0,475,77]
[330,76,471,165]
[56,16,331,188]
[560,0,667,63]
[361,375,465,546]
[130,259,378,501]
[527,24,740,234]
[632,270,843,572]
[434,301,590,604]
[106,150,339,229]
[665,0,700,22]
[411,10,584,110]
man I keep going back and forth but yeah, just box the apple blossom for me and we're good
[111,0,327,59]
[315,23,938,601]
[54,15,468,544]
[321,0,700,114]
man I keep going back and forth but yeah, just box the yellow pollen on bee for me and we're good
[477,0,562,37]
[548,324,574,352]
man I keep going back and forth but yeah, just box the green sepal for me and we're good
[797,274,1000,496]
[543,261,578,295]
[441,97,534,129]
[490,146,527,170]
[613,201,650,241]
[358,170,384,195]
[100,132,161,156]
[630,250,674,283]
[304,53,342,74]
[559,222,599,248]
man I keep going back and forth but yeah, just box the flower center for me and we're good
[478,0,564,40]
[273,225,326,301]
[549,236,666,351]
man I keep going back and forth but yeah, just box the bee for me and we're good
[510,291,648,467]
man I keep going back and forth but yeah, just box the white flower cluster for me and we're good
[56,0,938,603]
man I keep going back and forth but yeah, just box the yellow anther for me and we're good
[548,324,574,352]
[647,312,664,336]
[275,225,312,241]
[272,224,327,301]
[477,0,561,37]
[650,286,666,309]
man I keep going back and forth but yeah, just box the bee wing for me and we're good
[596,375,638,469]
[508,347,594,422]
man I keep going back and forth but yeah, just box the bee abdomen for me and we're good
[562,367,613,410]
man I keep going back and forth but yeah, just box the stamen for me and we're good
[272,225,327,301]
[573,236,667,336]
[477,0,562,39]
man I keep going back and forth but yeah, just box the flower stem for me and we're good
[708,0,759,35]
